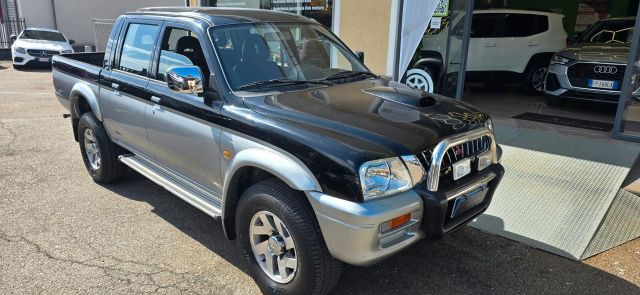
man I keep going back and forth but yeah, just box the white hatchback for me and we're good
[11,28,75,68]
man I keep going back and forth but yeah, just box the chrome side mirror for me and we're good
[166,66,203,95]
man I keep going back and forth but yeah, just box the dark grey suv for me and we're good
[544,17,635,104]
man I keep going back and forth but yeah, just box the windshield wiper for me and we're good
[237,79,333,90]
[323,70,377,81]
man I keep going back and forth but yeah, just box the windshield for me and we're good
[21,30,66,42]
[209,22,369,91]
[578,19,635,44]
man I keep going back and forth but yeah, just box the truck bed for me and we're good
[52,52,105,112]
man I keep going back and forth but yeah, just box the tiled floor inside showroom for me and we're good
[463,82,640,283]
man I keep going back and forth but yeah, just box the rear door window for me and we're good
[118,23,159,76]
[503,14,548,37]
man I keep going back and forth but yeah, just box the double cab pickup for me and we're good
[52,7,504,294]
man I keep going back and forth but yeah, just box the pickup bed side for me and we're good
[53,52,105,140]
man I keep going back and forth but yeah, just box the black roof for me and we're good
[130,7,315,26]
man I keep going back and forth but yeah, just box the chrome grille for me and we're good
[418,136,491,181]
[27,49,59,57]
[567,62,625,90]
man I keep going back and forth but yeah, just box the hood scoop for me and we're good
[362,85,438,108]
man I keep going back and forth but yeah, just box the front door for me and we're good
[145,25,224,195]
[466,13,501,72]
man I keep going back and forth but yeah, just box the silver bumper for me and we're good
[306,190,424,266]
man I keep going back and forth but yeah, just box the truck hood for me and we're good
[242,79,488,156]
[13,39,72,52]
[559,43,629,63]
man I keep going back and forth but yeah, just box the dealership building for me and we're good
[2,0,640,261]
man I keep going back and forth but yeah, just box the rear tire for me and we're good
[236,179,342,295]
[526,61,548,94]
[77,112,127,183]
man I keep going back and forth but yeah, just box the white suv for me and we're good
[416,9,567,93]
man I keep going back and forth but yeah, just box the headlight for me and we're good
[61,50,73,54]
[484,118,494,131]
[13,46,26,54]
[550,54,571,65]
[359,157,413,201]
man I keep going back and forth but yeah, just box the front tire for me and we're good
[236,179,341,295]
[77,112,127,183]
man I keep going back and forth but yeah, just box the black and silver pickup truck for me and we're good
[52,7,504,295]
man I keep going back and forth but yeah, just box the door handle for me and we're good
[151,96,161,104]
[111,83,119,90]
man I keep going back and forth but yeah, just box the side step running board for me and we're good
[119,155,222,218]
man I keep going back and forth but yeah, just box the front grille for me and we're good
[567,62,625,89]
[27,49,59,57]
[417,136,491,187]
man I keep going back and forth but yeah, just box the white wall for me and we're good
[18,0,184,46]
[17,0,55,29]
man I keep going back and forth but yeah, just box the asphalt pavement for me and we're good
[0,61,638,294]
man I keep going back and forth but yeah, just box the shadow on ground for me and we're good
[104,171,639,294]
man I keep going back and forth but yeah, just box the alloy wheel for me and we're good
[83,128,101,170]
[249,210,298,284]
[532,67,547,92]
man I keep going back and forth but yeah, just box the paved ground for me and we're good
[0,61,638,294]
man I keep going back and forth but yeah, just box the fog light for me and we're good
[477,151,492,171]
[380,213,411,233]
[452,158,472,180]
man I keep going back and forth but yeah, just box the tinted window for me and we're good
[118,23,158,76]
[471,14,500,38]
[21,30,66,42]
[156,28,197,82]
[504,14,548,37]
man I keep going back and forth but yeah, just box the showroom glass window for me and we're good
[118,23,159,76]
[616,23,640,137]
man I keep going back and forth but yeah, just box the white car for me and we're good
[11,28,75,68]
[415,9,567,93]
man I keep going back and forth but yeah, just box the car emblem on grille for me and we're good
[41,51,47,57]
[593,65,617,74]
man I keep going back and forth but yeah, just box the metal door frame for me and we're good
[612,6,640,142]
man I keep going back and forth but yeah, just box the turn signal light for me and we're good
[380,213,411,233]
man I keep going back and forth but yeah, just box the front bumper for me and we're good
[307,163,504,266]
[12,48,58,66]
[544,63,621,103]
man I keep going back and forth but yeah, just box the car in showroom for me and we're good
[544,17,636,105]
[51,7,504,295]
[416,9,567,94]
[10,27,75,68]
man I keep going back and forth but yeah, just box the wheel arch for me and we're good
[221,148,321,240]
[70,83,101,141]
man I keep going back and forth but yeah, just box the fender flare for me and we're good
[221,147,321,239]
[70,83,102,121]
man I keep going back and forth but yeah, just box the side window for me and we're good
[156,27,199,82]
[470,14,500,38]
[118,23,159,76]
[504,14,547,37]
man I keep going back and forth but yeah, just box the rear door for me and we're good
[494,13,549,73]
[466,13,502,72]
[102,19,161,158]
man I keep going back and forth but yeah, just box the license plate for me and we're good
[588,79,617,90]
[451,185,488,218]
[37,57,50,62]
